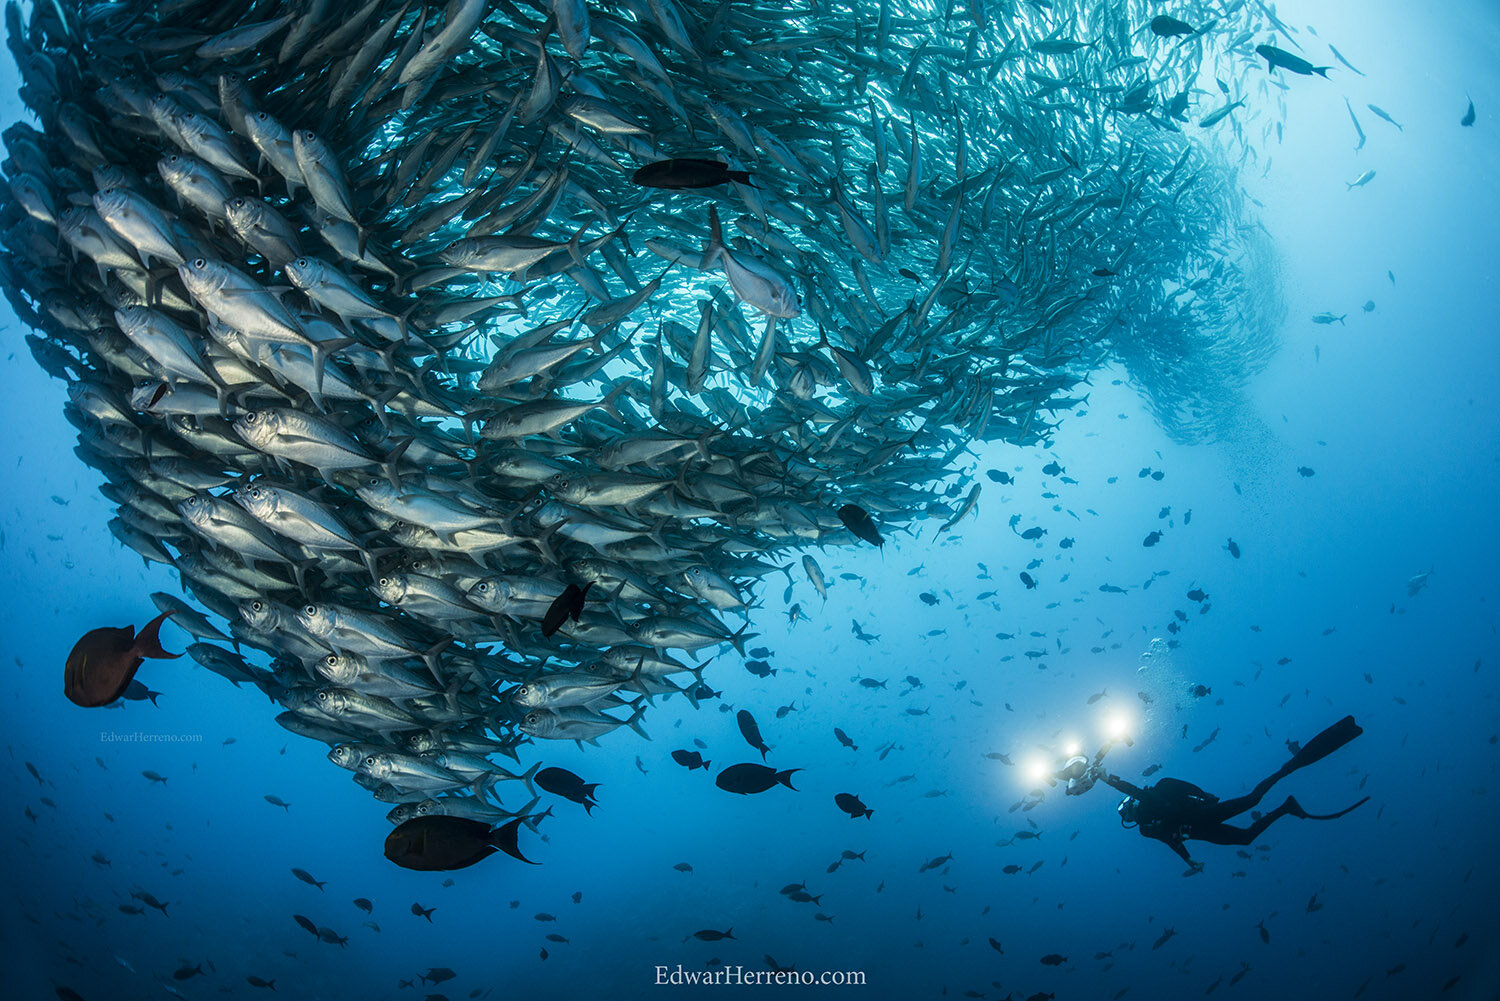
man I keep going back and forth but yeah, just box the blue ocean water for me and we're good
[2,0,1499,999]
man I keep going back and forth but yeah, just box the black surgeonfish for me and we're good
[837,504,884,547]
[671,749,711,770]
[632,158,752,189]
[541,582,593,637]
[834,792,873,818]
[536,766,600,814]
[736,709,770,760]
[384,816,535,870]
[715,763,801,794]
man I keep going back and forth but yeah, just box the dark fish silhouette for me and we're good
[536,766,600,814]
[541,582,593,637]
[1256,44,1330,77]
[837,503,884,547]
[834,792,873,819]
[1462,98,1476,127]
[384,815,536,870]
[715,763,800,794]
[632,159,752,189]
[736,709,769,760]
[671,749,711,771]
[1150,15,1197,36]
[64,610,179,707]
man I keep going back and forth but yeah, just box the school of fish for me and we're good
[3,0,1299,837]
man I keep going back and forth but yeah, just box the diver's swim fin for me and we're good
[1287,715,1363,771]
[1286,795,1369,821]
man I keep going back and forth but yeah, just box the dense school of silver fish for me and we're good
[3,0,1293,831]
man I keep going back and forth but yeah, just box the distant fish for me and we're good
[1366,103,1404,131]
[834,792,873,819]
[291,867,325,890]
[536,766,600,814]
[1461,98,1476,127]
[1149,15,1198,37]
[1312,312,1346,324]
[1345,170,1375,190]
[1327,44,1365,76]
[1256,44,1330,77]
[736,709,770,761]
[671,749,711,771]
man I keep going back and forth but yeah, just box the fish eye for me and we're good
[516,686,528,696]
[192,258,205,268]
[255,112,268,121]
[378,577,389,587]
[324,655,337,665]
[363,756,375,767]
[475,582,489,593]
[304,605,316,615]
[295,258,309,267]
[251,601,263,611]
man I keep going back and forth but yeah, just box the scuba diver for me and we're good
[1055,715,1369,872]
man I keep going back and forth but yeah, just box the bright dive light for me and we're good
[1025,758,1050,785]
[1105,713,1130,740]
[1064,741,1081,757]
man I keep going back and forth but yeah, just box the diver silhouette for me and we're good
[1100,716,1369,871]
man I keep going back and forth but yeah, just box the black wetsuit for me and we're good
[1104,715,1369,866]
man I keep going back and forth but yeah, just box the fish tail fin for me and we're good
[777,768,801,790]
[517,760,542,797]
[625,701,650,741]
[381,434,414,489]
[1313,66,1330,78]
[136,610,181,659]
[728,169,754,187]
[702,205,724,268]
[727,622,757,657]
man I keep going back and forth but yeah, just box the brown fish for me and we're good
[384,815,538,871]
[64,611,179,707]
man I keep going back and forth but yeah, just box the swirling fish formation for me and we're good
[2,0,1285,840]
